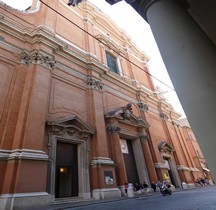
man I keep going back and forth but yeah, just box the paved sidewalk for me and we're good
[22,187,192,210]
[23,192,155,210]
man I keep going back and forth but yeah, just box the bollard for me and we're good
[127,183,134,198]
[182,182,188,189]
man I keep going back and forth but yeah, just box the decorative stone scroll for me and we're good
[21,50,56,69]
[87,76,104,91]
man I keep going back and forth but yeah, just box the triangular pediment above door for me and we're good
[158,141,175,153]
[105,103,149,128]
[47,115,94,137]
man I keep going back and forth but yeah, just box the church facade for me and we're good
[0,0,212,209]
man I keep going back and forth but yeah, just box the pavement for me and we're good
[22,187,195,210]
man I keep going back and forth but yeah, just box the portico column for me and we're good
[127,0,216,180]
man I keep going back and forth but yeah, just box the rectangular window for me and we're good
[106,51,119,74]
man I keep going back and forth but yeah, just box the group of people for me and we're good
[124,181,171,194]
[124,181,159,194]
[195,177,210,187]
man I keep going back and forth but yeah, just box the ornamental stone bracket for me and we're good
[20,50,56,69]
[87,76,104,91]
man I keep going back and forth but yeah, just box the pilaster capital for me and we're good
[20,50,56,69]
[139,133,149,141]
[138,101,149,112]
[87,76,104,91]
[107,125,121,134]
[160,112,168,120]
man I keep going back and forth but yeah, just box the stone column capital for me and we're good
[125,0,190,21]
[122,0,158,20]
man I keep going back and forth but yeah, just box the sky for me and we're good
[1,0,185,116]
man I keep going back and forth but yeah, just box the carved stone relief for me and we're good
[21,50,56,69]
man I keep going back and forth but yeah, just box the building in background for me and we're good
[0,0,212,209]
[180,118,212,182]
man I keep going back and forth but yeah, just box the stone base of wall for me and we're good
[92,188,121,200]
[0,192,50,210]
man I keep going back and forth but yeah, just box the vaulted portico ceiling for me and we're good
[105,103,149,128]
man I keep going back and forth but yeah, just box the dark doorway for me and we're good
[55,142,78,198]
[123,140,139,184]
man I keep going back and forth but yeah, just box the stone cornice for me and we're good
[177,165,190,171]
[91,157,115,166]
[0,149,48,161]
[95,34,126,56]
[154,162,169,169]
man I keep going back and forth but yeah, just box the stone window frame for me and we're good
[105,51,120,74]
